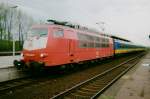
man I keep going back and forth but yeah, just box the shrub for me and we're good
[0,40,22,52]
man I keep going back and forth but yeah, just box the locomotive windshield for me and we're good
[27,28,48,38]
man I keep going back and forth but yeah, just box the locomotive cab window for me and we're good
[53,29,64,38]
[27,28,48,38]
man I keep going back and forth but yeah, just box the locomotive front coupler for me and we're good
[13,60,25,70]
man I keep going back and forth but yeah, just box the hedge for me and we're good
[0,40,23,52]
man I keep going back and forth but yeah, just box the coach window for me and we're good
[53,29,64,38]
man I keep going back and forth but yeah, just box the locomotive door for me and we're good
[69,39,74,56]
[66,30,76,62]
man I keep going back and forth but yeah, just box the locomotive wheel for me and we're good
[58,64,75,73]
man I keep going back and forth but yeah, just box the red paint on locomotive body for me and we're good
[22,24,114,67]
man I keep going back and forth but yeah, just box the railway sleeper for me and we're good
[85,84,104,89]
[77,90,96,94]
[69,93,91,99]
[81,87,99,92]
[93,80,111,85]
[89,84,104,88]
[73,90,95,96]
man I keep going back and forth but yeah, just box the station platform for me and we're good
[0,55,21,68]
[98,52,150,99]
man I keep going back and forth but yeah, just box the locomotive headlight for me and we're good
[40,53,48,58]
[40,53,44,57]
[21,53,23,57]
[20,53,24,59]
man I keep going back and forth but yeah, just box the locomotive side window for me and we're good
[77,33,94,48]
[53,29,64,38]
[78,33,89,41]
[101,38,109,48]
[95,43,101,48]
[95,37,100,48]
[77,33,88,48]
[77,33,109,48]
[95,37,100,42]
[79,41,88,48]
[87,35,94,48]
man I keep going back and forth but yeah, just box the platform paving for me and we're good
[98,52,150,99]
[0,67,27,82]
[0,55,21,68]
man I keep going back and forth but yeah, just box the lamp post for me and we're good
[10,5,18,56]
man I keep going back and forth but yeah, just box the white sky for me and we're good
[1,0,150,46]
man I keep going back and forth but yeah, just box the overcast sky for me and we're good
[1,0,150,46]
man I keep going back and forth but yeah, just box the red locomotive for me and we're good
[14,20,114,71]
[14,20,145,72]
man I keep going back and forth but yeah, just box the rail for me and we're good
[0,75,31,95]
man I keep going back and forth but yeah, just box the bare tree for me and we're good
[0,2,35,51]
[16,9,34,47]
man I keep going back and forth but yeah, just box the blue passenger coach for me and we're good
[111,36,145,54]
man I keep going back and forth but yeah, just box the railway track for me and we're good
[0,70,62,95]
[0,76,33,95]
[51,53,145,99]
[0,52,146,99]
